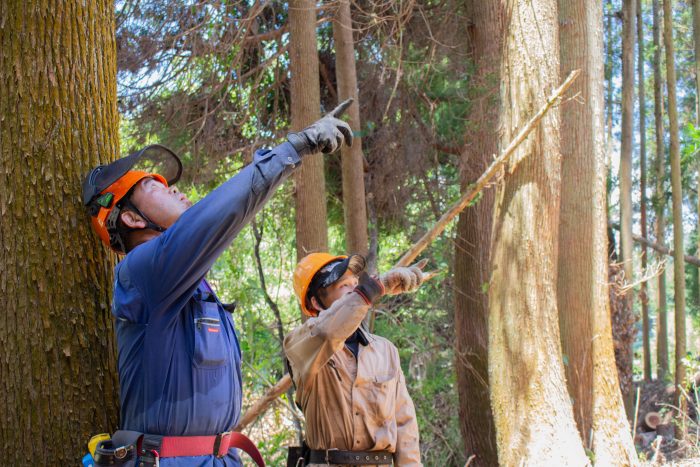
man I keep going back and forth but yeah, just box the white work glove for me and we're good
[379,259,428,296]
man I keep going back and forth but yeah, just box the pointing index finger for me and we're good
[330,98,354,118]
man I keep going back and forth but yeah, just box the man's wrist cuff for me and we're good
[286,133,306,156]
[355,272,384,304]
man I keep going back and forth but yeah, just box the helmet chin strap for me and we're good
[121,198,166,234]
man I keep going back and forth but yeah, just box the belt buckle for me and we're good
[214,431,232,458]
[325,448,338,465]
[114,445,129,459]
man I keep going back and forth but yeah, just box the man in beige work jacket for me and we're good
[284,253,424,466]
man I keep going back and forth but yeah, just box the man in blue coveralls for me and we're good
[82,100,354,466]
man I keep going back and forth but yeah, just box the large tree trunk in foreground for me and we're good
[488,1,588,464]
[620,0,637,417]
[663,0,687,437]
[652,0,669,379]
[333,1,368,257]
[558,1,638,463]
[453,2,501,465]
[0,1,120,463]
[289,0,328,260]
[638,0,652,383]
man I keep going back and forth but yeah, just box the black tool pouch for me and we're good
[137,434,165,467]
[93,439,137,467]
[287,440,310,467]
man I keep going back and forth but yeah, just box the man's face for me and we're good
[318,270,358,309]
[129,177,193,228]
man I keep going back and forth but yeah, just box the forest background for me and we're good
[2,0,700,465]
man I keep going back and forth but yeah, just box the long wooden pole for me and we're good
[235,70,581,433]
[396,69,581,267]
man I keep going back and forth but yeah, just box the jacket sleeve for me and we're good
[394,368,422,466]
[124,142,300,319]
[283,292,371,390]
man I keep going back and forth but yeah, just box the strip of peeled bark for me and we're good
[488,1,588,465]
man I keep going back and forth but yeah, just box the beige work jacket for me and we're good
[284,291,422,467]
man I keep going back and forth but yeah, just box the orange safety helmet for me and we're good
[293,253,347,317]
[90,171,168,252]
[83,145,182,254]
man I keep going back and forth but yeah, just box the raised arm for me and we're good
[127,100,355,316]
[127,143,300,313]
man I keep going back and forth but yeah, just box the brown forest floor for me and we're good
[635,379,700,464]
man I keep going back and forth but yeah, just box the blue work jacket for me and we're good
[111,143,300,466]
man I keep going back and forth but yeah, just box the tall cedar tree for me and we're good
[663,0,688,435]
[332,0,368,256]
[453,2,501,465]
[558,0,639,463]
[488,1,588,464]
[289,0,328,261]
[638,0,652,382]
[620,0,637,416]
[652,0,669,378]
[0,1,120,463]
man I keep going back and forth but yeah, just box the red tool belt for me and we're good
[98,430,265,467]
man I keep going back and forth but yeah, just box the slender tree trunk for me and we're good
[488,2,588,464]
[620,0,637,417]
[693,0,700,309]
[453,3,501,465]
[333,0,368,256]
[652,0,669,379]
[696,0,700,125]
[558,1,639,463]
[638,0,652,382]
[289,0,328,261]
[663,0,687,437]
[0,1,120,463]
[606,0,615,162]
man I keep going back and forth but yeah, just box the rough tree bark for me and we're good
[453,2,501,465]
[652,0,669,379]
[663,0,687,435]
[638,0,652,383]
[0,1,120,463]
[332,0,368,256]
[558,1,639,463]
[488,1,588,464]
[620,0,637,417]
[289,0,328,260]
